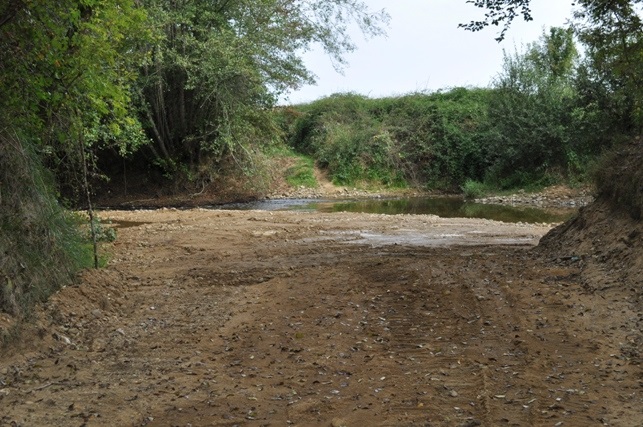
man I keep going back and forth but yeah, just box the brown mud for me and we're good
[1,204,640,426]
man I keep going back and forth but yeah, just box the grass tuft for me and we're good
[285,155,318,188]
[461,180,488,199]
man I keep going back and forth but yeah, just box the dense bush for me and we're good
[290,94,405,186]
[386,89,494,189]
[288,89,494,190]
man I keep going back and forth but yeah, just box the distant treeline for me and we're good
[280,28,639,193]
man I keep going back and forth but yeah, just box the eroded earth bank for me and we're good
[1,208,641,426]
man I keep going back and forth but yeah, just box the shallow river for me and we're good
[216,196,575,224]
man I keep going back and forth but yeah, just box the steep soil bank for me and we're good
[1,210,640,426]
[538,200,642,291]
[534,140,643,396]
[537,200,642,379]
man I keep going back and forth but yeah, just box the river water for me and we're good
[216,196,575,224]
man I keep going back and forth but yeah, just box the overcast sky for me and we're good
[283,0,575,104]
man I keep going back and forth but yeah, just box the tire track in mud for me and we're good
[348,246,632,427]
[353,248,491,426]
[135,238,638,427]
[2,210,639,427]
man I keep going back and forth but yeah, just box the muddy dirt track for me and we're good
[1,209,641,426]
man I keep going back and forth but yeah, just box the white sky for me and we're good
[283,0,575,104]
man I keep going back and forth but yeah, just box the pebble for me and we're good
[331,418,348,427]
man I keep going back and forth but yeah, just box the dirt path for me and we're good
[1,209,640,426]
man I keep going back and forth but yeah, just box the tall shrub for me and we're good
[486,27,581,187]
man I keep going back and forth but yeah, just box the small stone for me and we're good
[331,418,347,427]
[54,333,72,345]
[449,390,459,397]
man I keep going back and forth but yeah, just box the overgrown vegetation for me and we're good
[286,90,492,189]
[0,130,91,318]
[282,25,639,192]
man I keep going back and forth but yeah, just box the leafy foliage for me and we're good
[573,0,643,131]
[285,24,639,192]
[0,0,148,152]
[484,27,582,187]
[0,0,147,317]
[287,89,494,189]
[460,0,534,41]
[387,89,494,189]
[136,0,389,181]
[461,0,643,127]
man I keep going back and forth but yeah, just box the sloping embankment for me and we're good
[535,139,642,371]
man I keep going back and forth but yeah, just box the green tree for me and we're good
[136,0,389,180]
[461,0,643,129]
[486,27,580,187]
[0,0,148,153]
[573,0,643,131]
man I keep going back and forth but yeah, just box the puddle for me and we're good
[303,229,540,248]
[216,196,575,224]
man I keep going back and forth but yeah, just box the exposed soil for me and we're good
[0,202,641,426]
[2,158,641,426]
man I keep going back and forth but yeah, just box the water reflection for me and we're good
[218,197,575,224]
